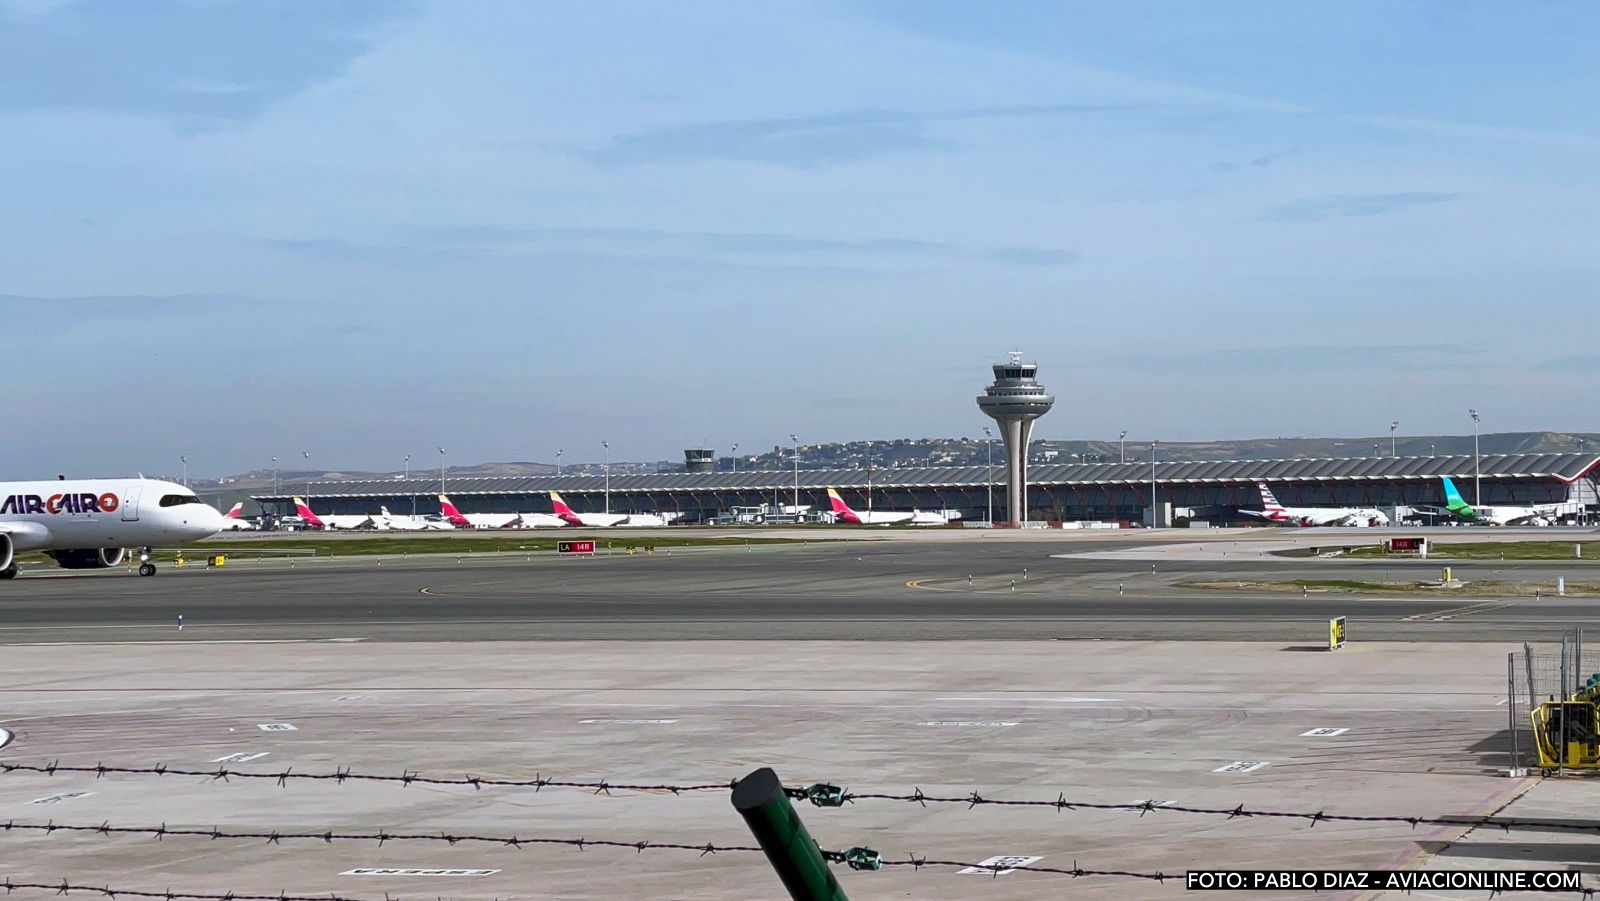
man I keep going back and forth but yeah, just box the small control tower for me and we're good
[683,448,715,473]
[977,352,1055,523]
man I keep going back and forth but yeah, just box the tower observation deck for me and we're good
[976,352,1055,523]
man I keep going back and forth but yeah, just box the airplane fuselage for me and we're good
[0,478,226,559]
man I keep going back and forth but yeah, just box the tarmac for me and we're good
[0,639,1579,901]
[3,530,1599,643]
[2,528,1598,900]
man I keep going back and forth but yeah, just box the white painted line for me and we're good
[1301,727,1350,737]
[1128,800,1174,810]
[340,869,499,877]
[579,719,677,725]
[256,723,298,732]
[1213,761,1270,773]
[935,696,1117,703]
[30,791,93,805]
[924,721,1019,727]
[211,752,270,763]
[332,696,363,701]
[959,855,1042,875]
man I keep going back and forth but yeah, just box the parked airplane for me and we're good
[0,478,228,578]
[825,488,948,526]
[548,492,667,527]
[292,497,377,531]
[1240,482,1389,527]
[377,506,455,531]
[216,502,254,531]
[438,495,522,529]
[1415,476,1566,526]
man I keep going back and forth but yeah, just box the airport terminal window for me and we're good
[159,494,202,507]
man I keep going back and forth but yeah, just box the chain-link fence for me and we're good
[1507,628,1584,772]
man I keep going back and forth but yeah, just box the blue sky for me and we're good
[3,0,1597,478]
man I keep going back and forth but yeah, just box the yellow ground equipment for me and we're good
[1531,675,1600,768]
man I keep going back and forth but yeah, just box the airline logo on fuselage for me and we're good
[0,493,119,515]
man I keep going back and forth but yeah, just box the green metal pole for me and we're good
[732,767,848,901]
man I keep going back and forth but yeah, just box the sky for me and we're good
[3,0,1598,478]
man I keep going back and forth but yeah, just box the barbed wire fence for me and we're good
[2,760,1596,898]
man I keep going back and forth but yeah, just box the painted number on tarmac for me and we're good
[959,856,1043,875]
[579,719,677,725]
[257,723,298,731]
[924,721,1020,727]
[340,869,499,877]
[1301,727,1350,737]
[212,752,270,763]
[1213,761,1270,773]
[31,791,93,805]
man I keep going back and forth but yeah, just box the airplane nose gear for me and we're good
[138,547,156,577]
[0,566,15,580]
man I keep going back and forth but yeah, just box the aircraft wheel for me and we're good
[0,566,16,580]
[138,563,156,577]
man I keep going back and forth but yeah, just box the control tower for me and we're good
[976,352,1055,524]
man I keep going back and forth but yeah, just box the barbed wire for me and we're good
[787,784,1600,836]
[0,882,376,901]
[0,820,758,855]
[11,762,1597,839]
[0,762,728,795]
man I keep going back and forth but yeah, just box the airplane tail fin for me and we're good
[292,497,324,528]
[1257,482,1285,513]
[549,491,573,516]
[437,494,472,527]
[826,488,854,516]
[224,502,243,519]
[1442,476,1472,512]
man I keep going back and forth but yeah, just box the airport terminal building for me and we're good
[255,452,1600,525]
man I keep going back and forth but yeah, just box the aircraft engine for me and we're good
[0,534,12,573]
[48,547,127,569]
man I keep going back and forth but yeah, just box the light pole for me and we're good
[405,453,416,515]
[983,426,994,525]
[602,440,610,514]
[437,446,446,495]
[271,456,278,497]
[302,451,311,499]
[1119,430,1128,464]
[1429,444,1435,457]
[1150,440,1159,528]
[1389,420,1399,457]
[731,443,739,473]
[180,455,187,488]
[556,448,564,475]
[789,434,799,516]
[1373,443,1380,458]
[867,446,874,516]
[1470,409,1481,505]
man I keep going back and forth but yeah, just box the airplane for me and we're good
[825,488,948,526]
[376,505,455,531]
[292,497,377,531]
[548,491,667,527]
[1240,482,1389,527]
[216,502,255,531]
[1415,476,1567,526]
[0,477,229,578]
[438,495,523,529]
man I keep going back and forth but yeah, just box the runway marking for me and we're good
[1402,602,1511,622]
[1213,761,1270,773]
[1301,727,1350,737]
[341,869,499,877]
[256,723,297,732]
[959,856,1042,875]
[212,752,269,763]
[924,720,1019,727]
[936,696,1117,703]
[8,639,367,646]
[30,791,93,804]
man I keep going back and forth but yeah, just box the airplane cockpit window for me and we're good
[159,494,203,507]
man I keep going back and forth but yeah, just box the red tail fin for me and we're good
[437,494,471,528]
[293,497,325,529]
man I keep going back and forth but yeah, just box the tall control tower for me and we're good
[977,352,1055,524]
